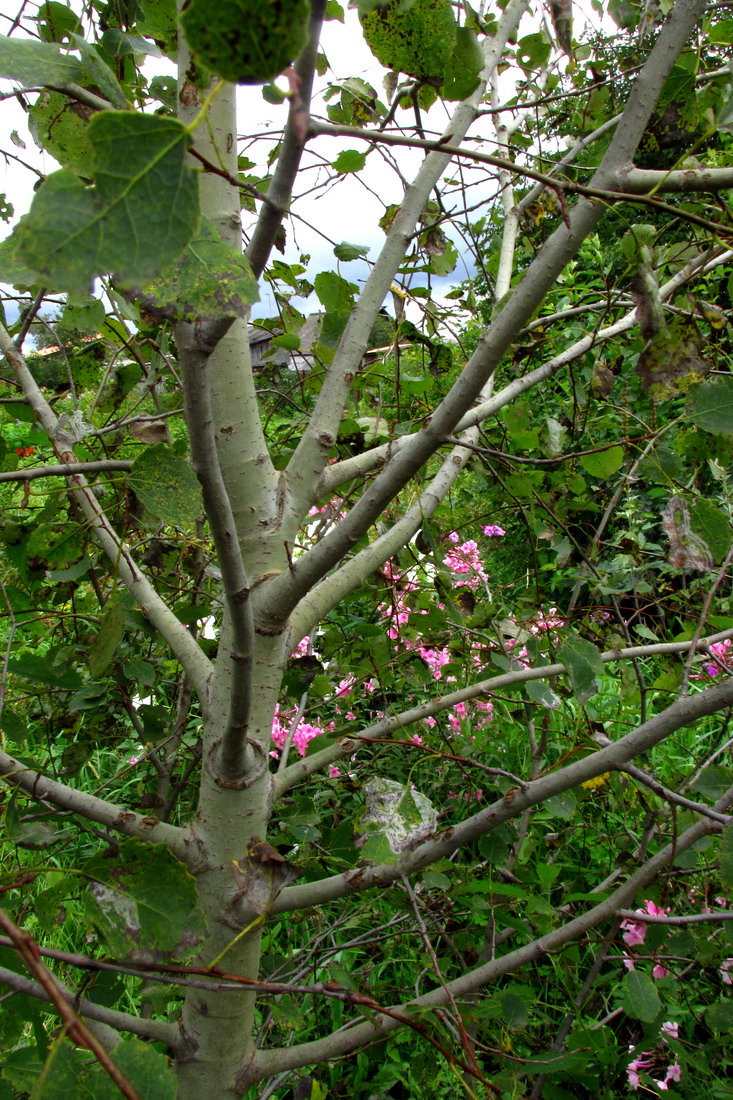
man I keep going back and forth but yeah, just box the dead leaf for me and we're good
[128,419,169,444]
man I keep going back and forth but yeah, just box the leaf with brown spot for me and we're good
[636,322,710,401]
[228,839,300,917]
[128,419,169,444]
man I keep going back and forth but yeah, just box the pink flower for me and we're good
[720,959,733,985]
[482,524,506,537]
[411,734,423,745]
[448,701,468,733]
[415,645,451,679]
[290,637,311,658]
[627,1055,653,1090]
[652,963,669,980]
[328,765,340,778]
[621,919,646,948]
[661,1021,679,1039]
[443,535,488,589]
[271,705,324,757]
[694,639,733,679]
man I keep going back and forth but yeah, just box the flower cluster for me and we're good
[443,532,489,589]
[15,445,34,458]
[627,1025,681,1092]
[270,702,332,758]
[621,900,670,979]
[697,638,733,679]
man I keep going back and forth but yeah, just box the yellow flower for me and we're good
[581,772,611,791]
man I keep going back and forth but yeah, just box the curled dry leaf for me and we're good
[127,419,169,444]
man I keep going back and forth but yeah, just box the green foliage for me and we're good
[361,0,482,99]
[128,444,203,528]
[83,839,207,960]
[622,970,663,1022]
[182,0,311,84]
[0,34,82,85]
[33,1037,176,1099]
[3,113,198,294]
[0,1,732,1098]
[141,220,260,322]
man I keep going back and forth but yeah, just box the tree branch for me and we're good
[260,0,708,631]
[247,787,732,1083]
[0,460,132,483]
[0,747,190,861]
[274,669,733,910]
[0,964,176,1045]
[274,629,733,796]
[245,0,327,279]
[616,909,733,925]
[0,908,144,1098]
[620,164,733,193]
[282,0,531,530]
[288,427,479,642]
[307,123,733,215]
[0,325,214,703]
[176,326,255,780]
[319,244,731,493]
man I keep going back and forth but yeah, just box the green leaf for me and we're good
[716,87,733,134]
[36,3,83,44]
[262,83,287,104]
[441,25,483,100]
[332,149,367,173]
[314,271,357,313]
[637,324,710,401]
[427,239,458,277]
[690,499,731,562]
[111,1039,177,1100]
[579,445,625,479]
[129,444,203,529]
[0,34,82,86]
[525,680,561,710]
[687,378,733,435]
[0,708,28,745]
[182,0,311,84]
[558,632,604,700]
[608,0,639,28]
[332,240,367,261]
[719,823,733,891]
[136,0,178,46]
[706,1001,733,1033]
[501,991,529,1028]
[622,970,662,1022]
[692,766,731,802]
[361,0,457,84]
[271,332,301,351]
[30,1035,176,1100]
[83,839,207,961]
[6,112,198,295]
[68,36,129,108]
[544,792,577,819]
[6,653,82,690]
[636,444,683,484]
[88,600,126,678]
[28,91,95,177]
[139,220,259,322]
